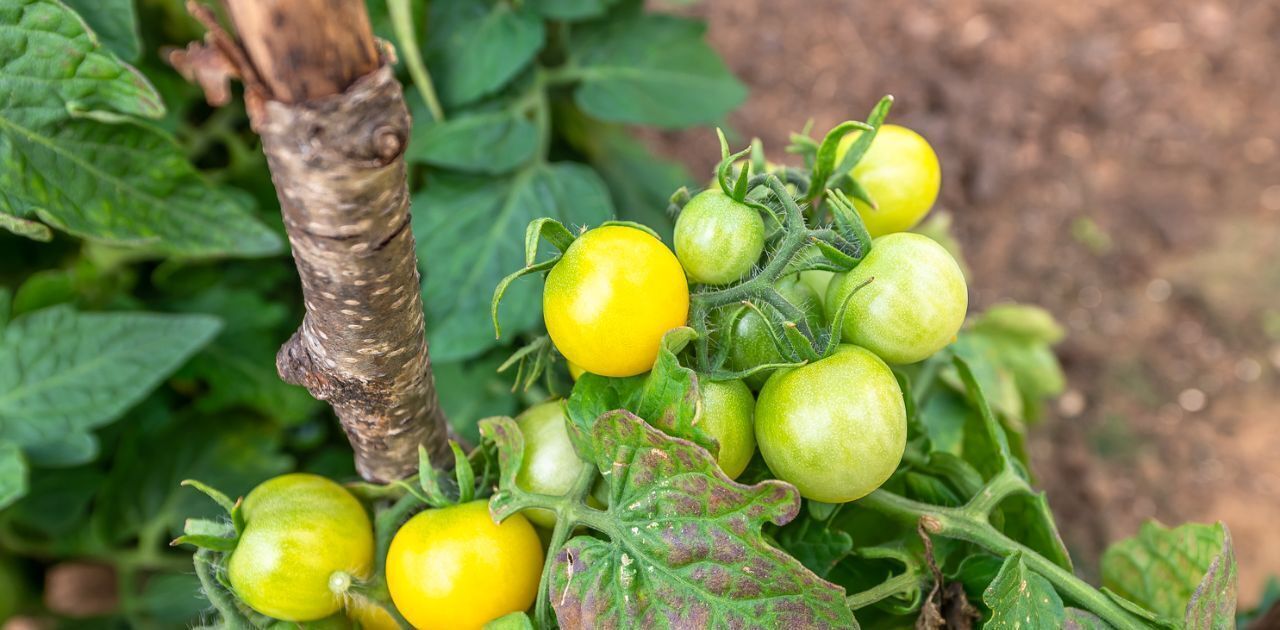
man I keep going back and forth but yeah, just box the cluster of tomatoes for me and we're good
[542,123,963,503]
[212,123,963,630]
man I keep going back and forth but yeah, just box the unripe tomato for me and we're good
[798,269,835,303]
[836,124,941,237]
[386,501,543,630]
[698,378,756,479]
[674,190,766,285]
[720,275,825,389]
[826,233,967,364]
[755,345,906,502]
[227,473,374,622]
[544,226,689,377]
[515,400,589,527]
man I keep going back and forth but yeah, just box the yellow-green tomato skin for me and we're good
[826,233,967,364]
[836,124,941,237]
[386,501,543,630]
[698,379,756,479]
[227,473,374,622]
[515,400,588,527]
[674,190,766,285]
[754,346,907,502]
[544,226,689,377]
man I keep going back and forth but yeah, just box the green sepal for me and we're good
[597,219,663,241]
[491,257,557,340]
[171,534,238,553]
[827,189,874,257]
[828,95,894,188]
[809,120,875,200]
[415,445,452,508]
[497,335,554,392]
[451,442,476,504]
[715,129,753,201]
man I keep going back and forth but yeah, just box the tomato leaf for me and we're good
[424,1,544,107]
[565,328,715,462]
[415,163,613,361]
[981,551,1065,628]
[1063,608,1109,629]
[547,411,857,628]
[566,9,746,128]
[0,306,221,466]
[63,0,141,62]
[0,0,283,257]
[407,107,538,174]
[1101,521,1237,625]
[528,0,621,20]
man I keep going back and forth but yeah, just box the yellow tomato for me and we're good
[836,124,941,237]
[544,225,689,377]
[386,501,543,630]
[567,360,586,381]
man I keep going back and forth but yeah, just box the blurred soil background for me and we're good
[650,0,1280,605]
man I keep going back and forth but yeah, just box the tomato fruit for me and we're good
[567,360,586,381]
[674,190,766,285]
[515,399,589,527]
[754,345,906,502]
[544,225,689,377]
[227,473,374,622]
[386,501,543,630]
[698,378,756,479]
[826,232,967,364]
[836,124,941,237]
[720,275,825,389]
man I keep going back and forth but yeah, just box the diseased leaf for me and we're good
[425,1,544,106]
[63,0,141,61]
[415,163,613,361]
[565,328,715,462]
[567,10,746,128]
[981,551,1064,629]
[0,0,282,256]
[503,412,857,628]
[0,440,27,509]
[1101,521,1236,626]
[0,306,220,465]
[407,108,538,174]
[0,209,52,241]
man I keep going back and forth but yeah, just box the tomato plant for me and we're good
[387,501,543,630]
[0,0,1242,628]
[756,345,907,502]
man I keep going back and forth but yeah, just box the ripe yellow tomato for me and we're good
[544,225,689,377]
[567,360,586,381]
[836,124,941,237]
[386,501,543,630]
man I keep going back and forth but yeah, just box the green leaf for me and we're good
[542,411,858,627]
[0,210,52,241]
[982,551,1065,629]
[996,492,1073,573]
[0,0,283,256]
[1102,521,1237,625]
[407,108,537,174]
[0,306,220,465]
[528,0,621,20]
[776,520,854,579]
[557,107,690,238]
[424,1,544,107]
[415,163,613,361]
[172,289,320,426]
[0,441,27,509]
[565,328,715,461]
[567,11,746,128]
[63,0,141,61]
[433,354,522,446]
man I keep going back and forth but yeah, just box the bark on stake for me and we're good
[175,0,450,481]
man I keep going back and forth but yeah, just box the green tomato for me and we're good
[228,473,374,622]
[836,124,941,237]
[515,400,588,528]
[798,269,835,303]
[754,345,906,502]
[720,275,825,389]
[826,232,967,364]
[698,379,756,479]
[674,190,766,285]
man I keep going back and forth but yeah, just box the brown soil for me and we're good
[652,0,1280,606]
